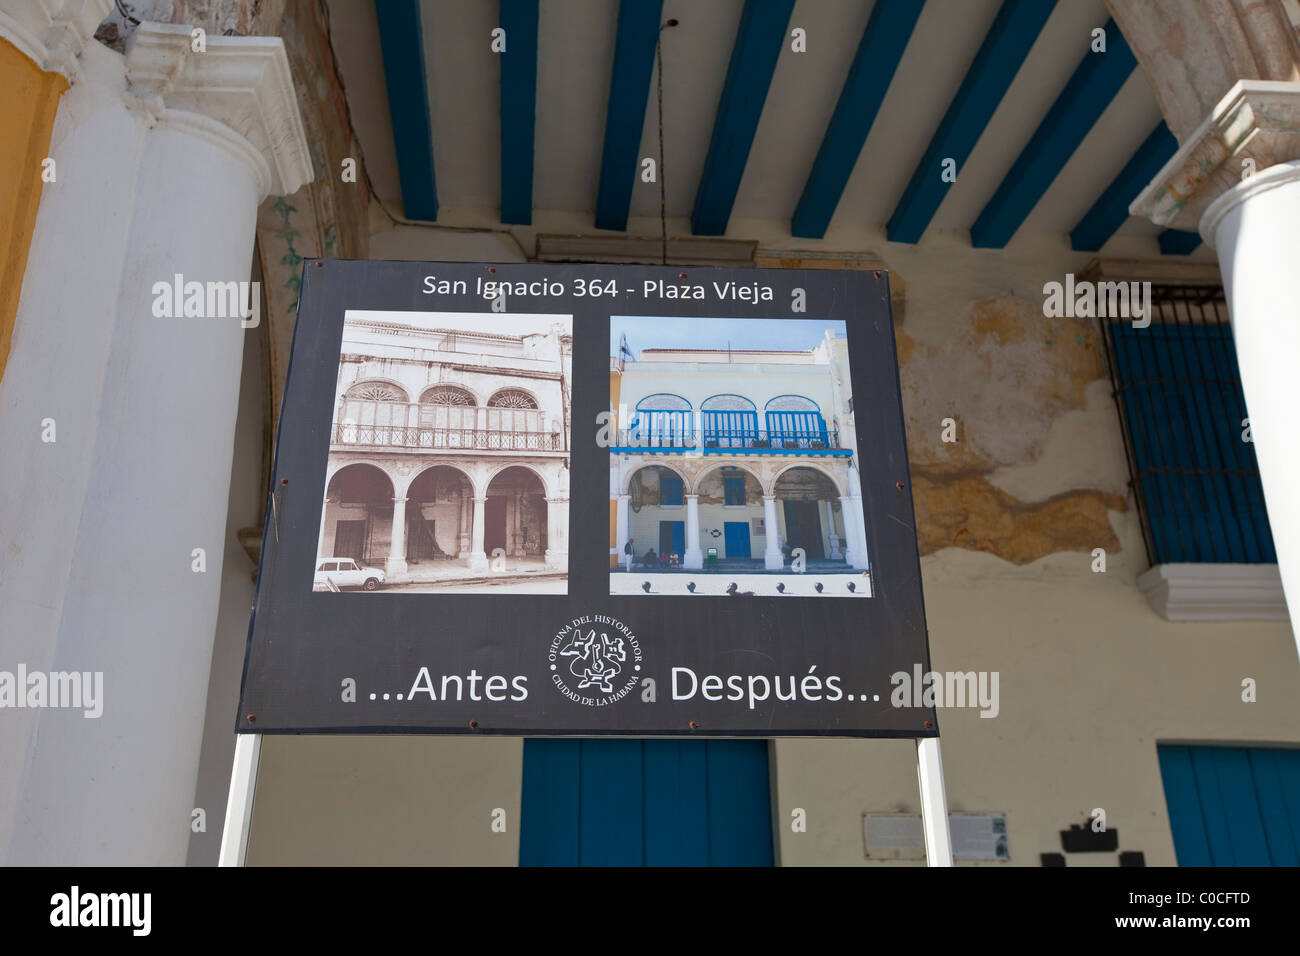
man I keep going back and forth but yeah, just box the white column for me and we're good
[317,496,332,563]
[387,496,408,577]
[468,496,489,571]
[684,494,704,569]
[545,497,568,569]
[1202,159,1300,629]
[513,488,524,556]
[839,496,861,569]
[616,493,631,568]
[458,487,470,556]
[0,22,311,865]
[823,500,843,560]
[763,495,784,570]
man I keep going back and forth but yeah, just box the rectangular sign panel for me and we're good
[236,261,936,736]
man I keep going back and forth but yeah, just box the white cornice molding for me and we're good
[1137,563,1290,622]
[124,21,312,199]
[1130,80,1300,237]
[0,0,112,82]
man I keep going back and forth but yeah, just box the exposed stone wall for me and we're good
[897,294,1127,563]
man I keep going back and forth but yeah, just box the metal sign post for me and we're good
[917,736,954,866]
[217,733,261,867]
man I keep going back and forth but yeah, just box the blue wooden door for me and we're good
[1158,745,1300,865]
[520,739,774,866]
[724,521,751,558]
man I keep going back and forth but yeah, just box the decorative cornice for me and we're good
[0,0,112,82]
[1130,80,1300,236]
[124,21,312,199]
[1137,563,1289,622]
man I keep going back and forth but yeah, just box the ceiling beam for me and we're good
[970,18,1136,248]
[790,0,925,239]
[594,0,664,231]
[374,0,438,221]
[500,0,539,225]
[886,0,1056,244]
[691,0,796,236]
[1070,122,1176,252]
[1157,229,1203,255]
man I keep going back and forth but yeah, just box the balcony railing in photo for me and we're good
[333,400,565,451]
[611,429,848,455]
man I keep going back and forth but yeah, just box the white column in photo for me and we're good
[469,496,489,571]
[839,497,862,569]
[0,20,311,865]
[684,494,704,569]
[823,501,843,560]
[545,497,568,569]
[616,493,631,566]
[317,495,333,563]
[388,496,409,577]
[1132,82,1300,643]
[458,488,470,556]
[763,495,784,570]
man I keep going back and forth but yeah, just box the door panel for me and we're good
[521,739,774,866]
[484,496,506,553]
[333,520,365,563]
[1159,745,1300,865]
[659,520,684,557]
[724,521,751,558]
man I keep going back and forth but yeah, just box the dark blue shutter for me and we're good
[660,473,684,506]
[1110,324,1274,563]
[1158,745,1300,865]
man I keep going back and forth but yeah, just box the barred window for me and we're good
[1102,285,1274,564]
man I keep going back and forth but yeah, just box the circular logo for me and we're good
[548,614,642,706]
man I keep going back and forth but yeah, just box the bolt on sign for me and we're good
[236,261,936,737]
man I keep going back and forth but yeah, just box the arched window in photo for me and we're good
[765,395,828,449]
[632,393,692,447]
[702,394,757,449]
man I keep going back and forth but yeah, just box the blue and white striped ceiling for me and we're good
[334,0,1203,256]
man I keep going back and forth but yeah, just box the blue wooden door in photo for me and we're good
[659,520,684,557]
[1158,744,1300,865]
[724,521,751,558]
[520,739,774,865]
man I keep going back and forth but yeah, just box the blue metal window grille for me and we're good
[723,476,746,505]
[703,410,758,448]
[1102,287,1274,564]
[660,472,684,506]
[765,410,829,448]
[631,409,693,446]
[1158,744,1300,865]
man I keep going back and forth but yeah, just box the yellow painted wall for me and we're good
[0,37,66,383]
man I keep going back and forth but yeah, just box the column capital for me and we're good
[123,21,312,199]
[0,0,111,82]
[1130,80,1300,239]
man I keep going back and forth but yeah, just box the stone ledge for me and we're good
[1137,563,1289,622]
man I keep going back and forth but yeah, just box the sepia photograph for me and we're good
[315,310,571,594]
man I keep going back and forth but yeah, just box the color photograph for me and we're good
[609,316,870,597]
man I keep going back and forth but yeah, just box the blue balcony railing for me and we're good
[611,429,849,455]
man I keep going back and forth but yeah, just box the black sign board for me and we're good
[236,261,936,737]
